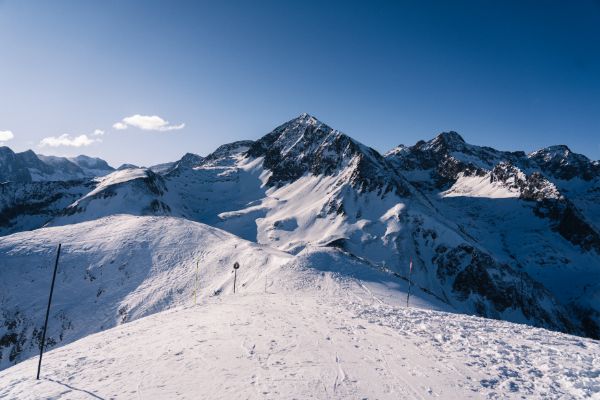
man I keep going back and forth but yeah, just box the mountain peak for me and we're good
[529,145,573,159]
[433,131,466,146]
[529,144,598,180]
[290,113,322,125]
[177,152,204,168]
[245,114,409,195]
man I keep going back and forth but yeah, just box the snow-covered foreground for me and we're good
[2,280,599,399]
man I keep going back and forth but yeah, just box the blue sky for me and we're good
[0,0,598,167]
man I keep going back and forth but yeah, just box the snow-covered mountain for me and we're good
[1,114,599,378]
[0,146,114,183]
[385,131,600,338]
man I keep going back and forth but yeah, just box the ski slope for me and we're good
[1,283,598,399]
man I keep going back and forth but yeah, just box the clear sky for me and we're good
[0,0,599,167]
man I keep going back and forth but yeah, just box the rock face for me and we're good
[1,113,599,349]
[247,113,409,195]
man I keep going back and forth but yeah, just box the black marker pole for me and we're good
[233,262,240,293]
[37,243,61,380]
[406,257,413,308]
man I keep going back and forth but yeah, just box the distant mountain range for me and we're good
[1,113,599,371]
[0,146,115,183]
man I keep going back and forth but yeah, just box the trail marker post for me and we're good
[406,257,413,307]
[37,243,61,380]
[194,259,199,305]
[233,262,240,293]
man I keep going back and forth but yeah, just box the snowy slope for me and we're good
[0,214,449,371]
[0,215,293,370]
[1,281,598,399]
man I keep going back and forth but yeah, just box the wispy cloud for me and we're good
[113,114,185,132]
[39,134,101,148]
[0,130,14,142]
[92,129,105,136]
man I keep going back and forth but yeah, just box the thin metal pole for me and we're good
[194,260,199,305]
[37,243,61,380]
[233,269,237,294]
[406,258,413,308]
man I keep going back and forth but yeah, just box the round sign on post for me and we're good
[233,262,240,293]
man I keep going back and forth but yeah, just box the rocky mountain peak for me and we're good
[246,115,409,195]
[529,145,573,162]
[423,131,467,153]
[435,131,466,145]
[529,145,598,181]
[296,112,319,125]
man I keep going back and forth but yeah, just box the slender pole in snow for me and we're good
[194,259,199,305]
[233,262,240,293]
[406,257,413,308]
[37,243,61,380]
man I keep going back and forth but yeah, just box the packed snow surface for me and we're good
[1,288,599,399]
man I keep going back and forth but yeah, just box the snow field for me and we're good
[1,288,598,399]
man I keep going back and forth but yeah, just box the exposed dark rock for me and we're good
[247,113,410,196]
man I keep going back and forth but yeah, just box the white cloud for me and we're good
[113,114,185,132]
[0,130,14,142]
[93,129,105,136]
[39,134,101,148]
[112,122,128,130]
